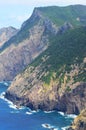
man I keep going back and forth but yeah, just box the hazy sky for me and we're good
[0,0,86,28]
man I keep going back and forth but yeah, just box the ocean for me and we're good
[0,82,76,130]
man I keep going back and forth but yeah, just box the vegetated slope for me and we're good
[38,4,86,27]
[0,5,86,81]
[5,26,86,114]
[0,26,18,47]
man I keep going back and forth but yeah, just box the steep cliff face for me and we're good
[0,8,71,81]
[0,26,18,47]
[5,26,86,114]
[0,5,86,81]
[0,23,48,81]
[68,109,86,130]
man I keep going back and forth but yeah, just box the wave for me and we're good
[44,110,54,114]
[0,92,17,109]
[26,111,33,115]
[65,114,77,119]
[58,111,65,116]
[61,126,70,130]
[0,81,11,86]
[58,111,77,119]
[26,109,39,115]
[0,92,5,100]
[0,92,24,110]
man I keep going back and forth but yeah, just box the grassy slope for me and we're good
[31,26,86,84]
[38,5,86,26]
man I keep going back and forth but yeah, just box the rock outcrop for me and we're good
[0,26,18,47]
[56,83,86,114]
[5,78,86,114]
[68,109,86,130]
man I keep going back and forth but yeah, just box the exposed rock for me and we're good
[0,16,49,81]
[56,83,86,114]
[0,8,70,81]
[0,26,18,47]
[5,66,86,114]
[68,108,86,130]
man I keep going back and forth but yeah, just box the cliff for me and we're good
[5,26,86,114]
[68,109,86,130]
[0,5,86,81]
[4,5,86,130]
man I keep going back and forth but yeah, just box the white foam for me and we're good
[58,111,77,119]
[0,92,5,99]
[4,82,9,86]
[0,81,10,86]
[26,109,38,115]
[66,114,77,118]
[0,92,23,110]
[44,110,54,113]
[9,104,18,110]
[30,110,38,113]
[26,111,33,115]
[58,111,65,116]
[61,126,69,130]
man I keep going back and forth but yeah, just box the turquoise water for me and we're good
[0,82,76,130]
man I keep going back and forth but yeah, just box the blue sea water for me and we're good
[0,82,76,130]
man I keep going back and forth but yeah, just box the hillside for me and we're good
[0,26,18,47]
[37,5,86,26]
[5,26,86,114]
[0,5,86,81]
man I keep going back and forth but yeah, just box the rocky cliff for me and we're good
[0,8,70,81]
[4,5,86,130]
[5,26,86,115]
[0,5,86,81]
[68,109,86,130]
[0,26,18,47]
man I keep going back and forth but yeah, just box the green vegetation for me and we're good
[31,26,86,84]
[66,86,71,92]
[38,5,86,26]
[74,71,86,82]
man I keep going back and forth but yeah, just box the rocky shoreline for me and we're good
[5,82,86,115]
[67,109,86,130]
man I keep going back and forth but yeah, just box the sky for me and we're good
[0,0,86,29]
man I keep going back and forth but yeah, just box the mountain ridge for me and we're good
[0,5,84,81]
[0,26,18,48]
[3,5,86,130]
